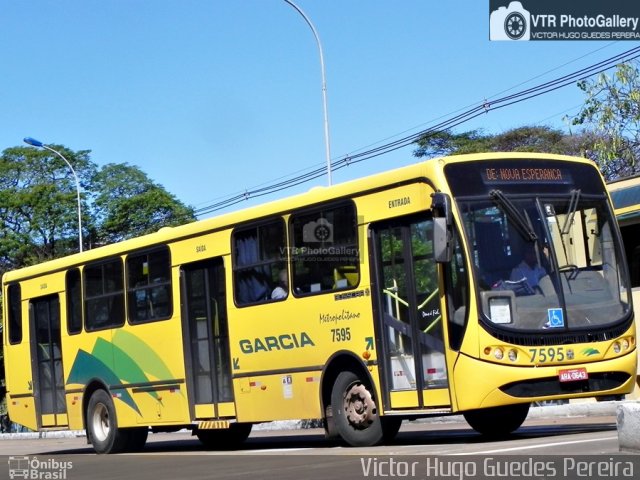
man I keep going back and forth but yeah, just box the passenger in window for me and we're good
[510,244,547,290]
[271,269,289,299]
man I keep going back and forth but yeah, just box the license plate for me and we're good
[558,368,588,383]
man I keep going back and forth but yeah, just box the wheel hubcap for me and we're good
[343,382,377,429]
[92,403,110,442]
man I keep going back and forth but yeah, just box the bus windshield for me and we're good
[457,191,631,333]
[444,158,632,337]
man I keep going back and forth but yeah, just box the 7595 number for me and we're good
[528,347,565,363]
[331,328,351,342]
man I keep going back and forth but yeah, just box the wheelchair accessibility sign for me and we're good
[546,308,565,328]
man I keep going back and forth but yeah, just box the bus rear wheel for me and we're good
[463,403,530,437]
[86,389,129,454]
[331,370,383,447]
[125,427,148,452]
[196,423,252,450]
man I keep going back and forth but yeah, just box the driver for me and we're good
[510,245,546,290]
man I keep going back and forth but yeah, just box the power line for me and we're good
[195,46,640,217]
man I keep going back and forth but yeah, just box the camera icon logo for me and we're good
[490,1,531,41]
[302,218,333,243]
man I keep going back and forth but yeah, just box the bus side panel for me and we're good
[229,292,376,423]
[64,330,113,420]
[64,393,83,430]
[233,371,321,422]
[116,318,190,426]
[4,301,38,431]
[229,183,433,423]
[356,182,431,223]
[63,278,190,428]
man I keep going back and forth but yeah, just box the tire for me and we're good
[196,423,252,450]
[381,416,403,442]
[323,405,339,441]
[124,427,148,452]
[86,389,130,454]
[463,403,530,437]
[331,370,383,447]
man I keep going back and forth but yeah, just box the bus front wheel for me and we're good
[330,370,383,446]
[463,403,530,437]
[86,389,129,454]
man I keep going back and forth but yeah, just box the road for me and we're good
[1,415,636,480]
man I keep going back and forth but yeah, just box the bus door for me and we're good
[372,215,450,410]
[181,258,235,420]
[29,294,68,428]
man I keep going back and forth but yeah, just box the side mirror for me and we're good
[431,192,453,263]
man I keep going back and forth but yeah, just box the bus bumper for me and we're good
[453,350,638,411]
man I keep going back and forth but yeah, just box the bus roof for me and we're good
[2,152,597,283]
[607,174,640,212]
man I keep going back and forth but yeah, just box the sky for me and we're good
[0,1,633,218]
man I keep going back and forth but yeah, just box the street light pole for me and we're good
[23,137,84,253]
[283,0,332,186]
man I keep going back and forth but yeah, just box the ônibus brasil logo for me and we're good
[8,456,73,480]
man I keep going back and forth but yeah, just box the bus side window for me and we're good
[66,268,82,334]
[126,247,172,323]
[290,202,360,295]
[233,219,287,306]
[84,258,125,331]
[445,228,469,351]
[7,283,22,344]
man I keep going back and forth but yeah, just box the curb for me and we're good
[528,400,619,419]
[616,402,640,452]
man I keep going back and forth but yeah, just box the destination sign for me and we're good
[482,167,572,184]
[444,159,603,197]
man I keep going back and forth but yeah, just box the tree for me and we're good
[90,163,195,245]
[413,126,593,159]
[0,146,196,278]
[0,145,94,272]
[571,61,640,180]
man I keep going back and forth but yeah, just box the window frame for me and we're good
[444,226,470,351]
[232,217,288,307]
[83,257,126,332]
[126,246,173,325]
[7,283,23,345]
[289,200,360,298]
[66,268,83,335]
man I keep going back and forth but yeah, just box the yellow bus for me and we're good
[607,174,640,398]
[2,153,637,453]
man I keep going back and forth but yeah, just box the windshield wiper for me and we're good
[489,189,538,242]
[561,189,581,235]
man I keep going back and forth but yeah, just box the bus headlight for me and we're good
[621,339,630,350]
[508,349,518,362]
[613,342,621,354]
[494,348,504,360]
